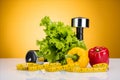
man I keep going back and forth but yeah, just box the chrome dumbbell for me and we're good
[71,17,89,40]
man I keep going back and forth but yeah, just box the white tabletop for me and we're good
[0,58,120,80]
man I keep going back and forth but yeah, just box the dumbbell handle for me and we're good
[76,27,83,40]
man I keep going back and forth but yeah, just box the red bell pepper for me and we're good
[88,46,109,66]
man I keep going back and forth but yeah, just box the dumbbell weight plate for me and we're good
[25,50,37,63]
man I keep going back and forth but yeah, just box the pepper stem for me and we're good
[96,48,100,52]
[65,54,79,62]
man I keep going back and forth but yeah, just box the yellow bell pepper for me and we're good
[66,47,89,68]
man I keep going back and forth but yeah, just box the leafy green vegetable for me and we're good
[37,16,87,65]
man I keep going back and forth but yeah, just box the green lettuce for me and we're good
[37,16,87,65]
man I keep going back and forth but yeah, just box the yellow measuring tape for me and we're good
[16,63,108,72]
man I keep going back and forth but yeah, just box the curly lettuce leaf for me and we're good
[37,16,87,64]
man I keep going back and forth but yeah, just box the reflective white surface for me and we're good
[0,58,120,80]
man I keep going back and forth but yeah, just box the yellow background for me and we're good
[0,0,120,58]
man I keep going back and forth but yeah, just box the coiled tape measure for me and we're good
[16,63,108,72]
